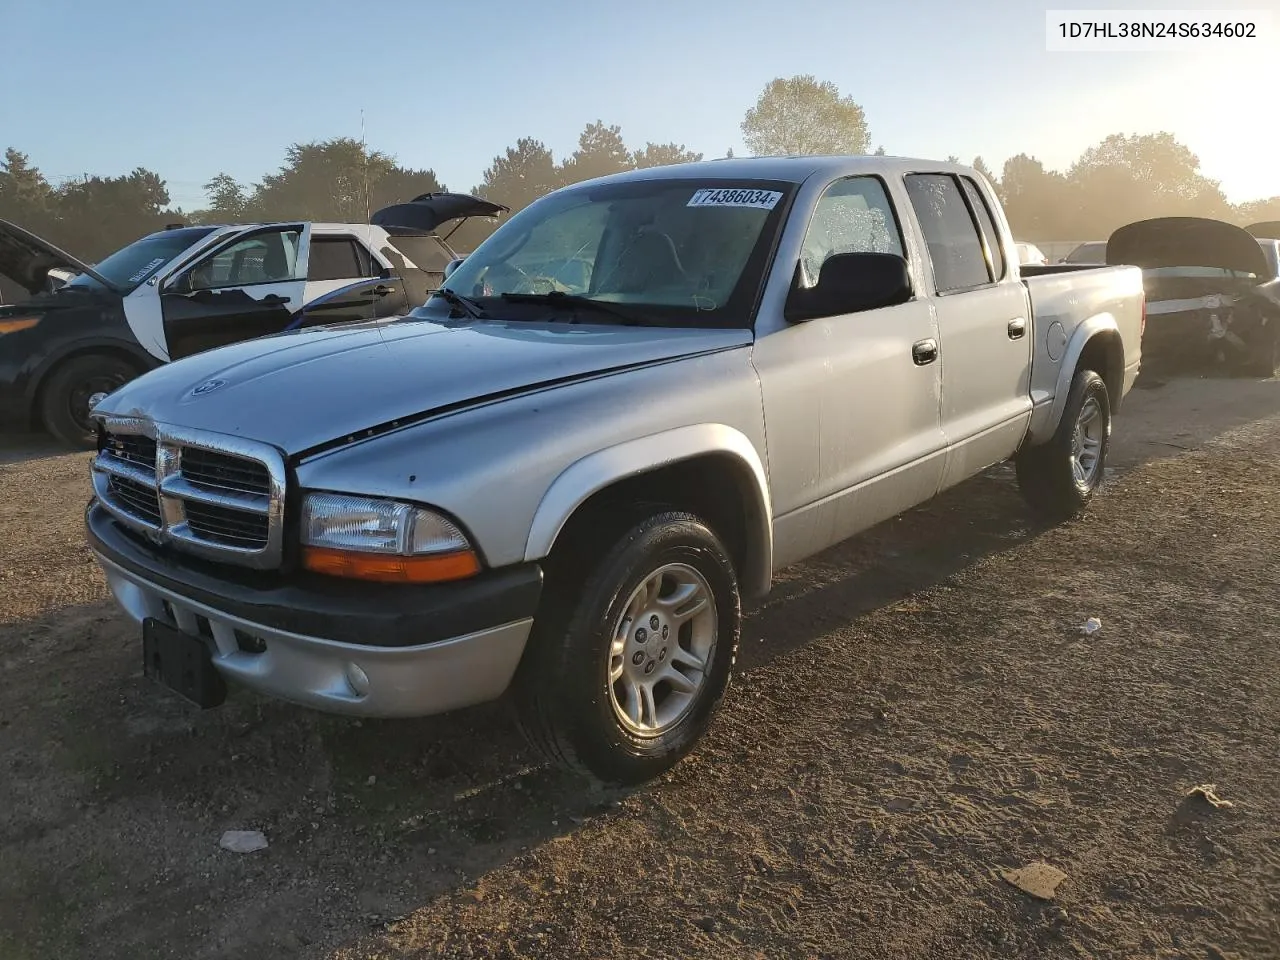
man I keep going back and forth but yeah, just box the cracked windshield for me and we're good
[1,0,1278,958]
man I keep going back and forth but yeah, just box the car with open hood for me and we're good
[84,156,1144,785]
[0,193,506,446]
[1106,215,1280,376]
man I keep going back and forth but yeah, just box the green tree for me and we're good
[632,142,703,169]
[52,168,172,260]
[0,149,54,232]
[558,121,632,185]
[741,75,870,156]
[1235,196,1280,226]
[196,172,249,223]
[999,154,1071,239]
[249,138,400,222]
[972,156,998,192]
[1065,132,1229,235]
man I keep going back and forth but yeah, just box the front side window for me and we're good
[905,174,993,293]
[439,178,794,326]
[798,176,904,288]
[187,228,303,290]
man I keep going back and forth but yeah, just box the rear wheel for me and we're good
[514,510,741,785]
[1240,322,1280,379]
[1016,368,1111,522]
[40,355,136,449]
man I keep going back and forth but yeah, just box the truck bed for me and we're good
[1021,263,1146,441]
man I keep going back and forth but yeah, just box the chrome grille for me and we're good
[91,418,286,570]
[107,475,162,526]
[180,447,271,497]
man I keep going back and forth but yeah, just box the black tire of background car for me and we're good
[1240,321,1280,379]
[1015,368,1112,523]
[513,510,741,785]
[40,355,137,449]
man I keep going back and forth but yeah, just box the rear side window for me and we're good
[309,238,379,281]
[959,176,1006,280]
[904,174,993,292]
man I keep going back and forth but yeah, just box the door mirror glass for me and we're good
[443,257,465,280]
[785,252,912,322]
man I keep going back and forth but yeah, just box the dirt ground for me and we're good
[1,374,1278,960]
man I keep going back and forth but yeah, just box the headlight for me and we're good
[299,493,480,583]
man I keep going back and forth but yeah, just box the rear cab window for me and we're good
[904,174,995,293]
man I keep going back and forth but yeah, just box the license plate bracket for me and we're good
[142,618,226,709]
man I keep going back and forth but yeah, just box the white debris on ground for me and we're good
[1079,617,1103,635]
[219,830,269,854]
[1001,862,1069,900]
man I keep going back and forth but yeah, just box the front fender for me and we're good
[1028,314,1122,445]
[524,423,774,598]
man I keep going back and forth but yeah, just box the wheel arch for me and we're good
[1035,316,1124,444]
[28,340,156,429]
[524,424,774,600]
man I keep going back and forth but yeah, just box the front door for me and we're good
[903,173,1032,490]
[753,174,947,567]
[160,225,308,361]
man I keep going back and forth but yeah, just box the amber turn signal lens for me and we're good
[301,545,481,583]
[0,317,40,335]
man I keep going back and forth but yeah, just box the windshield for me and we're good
[1066,242,1106,263]
[66,227,216,293]
[436,178,794,326]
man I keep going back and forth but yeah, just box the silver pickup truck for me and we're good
[85,156,1145,784]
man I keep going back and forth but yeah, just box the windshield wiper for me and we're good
[499,291,645,326]
[427,287,487,319]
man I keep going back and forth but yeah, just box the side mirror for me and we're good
[164,272,193,295]
[785,252,912,323]
[443,257,465,280]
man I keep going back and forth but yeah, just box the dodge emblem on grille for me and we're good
[191,378,227,396]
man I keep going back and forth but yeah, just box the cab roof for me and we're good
[570,155,983,188]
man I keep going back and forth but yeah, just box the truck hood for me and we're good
[95,317,752,456]
[0,218,123,295]
[370,193,508,234]
[1106,216,1270,277]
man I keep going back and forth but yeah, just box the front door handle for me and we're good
[369,284,395,297]
[912,338,939,365]
[260,294,291,306]
[1008,318,1027,340]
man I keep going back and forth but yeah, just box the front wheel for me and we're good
[40,355,136,449]
[1016,368,1112,522]
[514,511,741,785]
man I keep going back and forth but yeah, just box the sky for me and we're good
[1,0,1276,208]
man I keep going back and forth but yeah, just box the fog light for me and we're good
[345,662,370,697]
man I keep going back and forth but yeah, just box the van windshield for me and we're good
[436,178,794,327]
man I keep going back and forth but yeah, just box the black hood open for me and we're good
[370,193,508,235]
[1106,216,1269,277]
[1246,221,1280,241]
[0,218,123,296]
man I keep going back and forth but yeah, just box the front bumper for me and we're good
[87,502,543,718]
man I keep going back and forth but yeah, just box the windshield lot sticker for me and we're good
[687,188,782,210]
[128,258,167,283]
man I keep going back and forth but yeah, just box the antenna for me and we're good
[361,108,371,223]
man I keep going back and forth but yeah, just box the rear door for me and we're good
[160,224,308,360]
[297,228,406,326]
[903,173,1031,490]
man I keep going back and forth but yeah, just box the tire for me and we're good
[514,510,742,785]
[40,355,137,449]
[1239,322,1280,379]
[1016,368,1111,522]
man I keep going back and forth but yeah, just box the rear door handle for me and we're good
[260,294,291,306]
[912,338,939,365]
[369,284,395,297]
[1008,318,1027,340]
